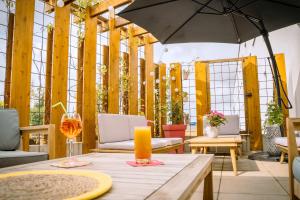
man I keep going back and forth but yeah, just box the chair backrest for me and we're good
[287,118,300,199]
[0,109,20,150]
[203,115,240,135]
[98,114,147,143]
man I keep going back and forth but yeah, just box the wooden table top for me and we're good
[0,153,214,200]
[186,135,242,144]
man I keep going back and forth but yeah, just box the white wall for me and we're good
[239,24,300,117]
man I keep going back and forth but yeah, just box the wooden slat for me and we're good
[242,56,262,151]
[133,27,148,37]
[128,26,138,115]
[144,35,154,120]
[82,8,97,154]
[275,53,289,136]
[102,45,109,113]
[90,0,132,17]
[159,63,167,135]
[76,39,84,118]
[10,0,35,151]
[44,28,54,124]
[122,52,129,114]
[140,58,146,114]
[108,9,120,114]
[170,63,183,124]
[195,62,210,136]
[50,4,71,158]
[4,13,14,108]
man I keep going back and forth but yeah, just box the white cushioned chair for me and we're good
[93,114,183,153]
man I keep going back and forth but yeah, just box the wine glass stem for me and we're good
[67,138,74,158]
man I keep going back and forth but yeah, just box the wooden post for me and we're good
[170,63,183,124]
[82,8,97,154]
[108,8,120,114]
[75,38,84,141]
[44,28,54,124]
[10,0,35,151]
[140,58,146,114]
[102,45,109,113]
[128,26,139,115]
[4,13,14,108]
[122,52,129,114]
[195,61,210,136]
[242,56,262,150]
[154,64,160,136]
[50,4,71,158]
[144,35,154,120]
[275,53,289,136]
[159,63,167,136]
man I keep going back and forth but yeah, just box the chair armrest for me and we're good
[20,124,55,159]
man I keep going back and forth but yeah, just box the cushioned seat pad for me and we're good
[100,138,181,150]
[0,151,48,168]
[274,137,300,147]
[293,157,300,182]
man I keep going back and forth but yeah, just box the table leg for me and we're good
[230,147,238,176]
[203,167,213,200]
[203,147,208,154]
[191,147,197,154]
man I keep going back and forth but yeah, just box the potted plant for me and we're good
[263,101,284,156]
[205,111,226,138]
[162,97,187,153]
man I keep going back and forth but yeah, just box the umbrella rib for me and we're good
[229,12,241,43]
[192,0,223,14]
[264,0,300,9]
[119,0,180,14]
[163,0,214,43]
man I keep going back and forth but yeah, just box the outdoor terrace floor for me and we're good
[191,155,289,200]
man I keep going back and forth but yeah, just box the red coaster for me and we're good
[126,160,164,167]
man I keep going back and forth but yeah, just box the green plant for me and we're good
[0,100,4,108]
[168,98,183,125]
[96,64,108,113]
[206,111,226,127]
[264,101,284,127]
[46,23,54,33]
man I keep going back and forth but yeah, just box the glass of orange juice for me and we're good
[134,127,152,164]
[60,113,82,160]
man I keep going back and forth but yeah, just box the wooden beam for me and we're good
[195,62,210,136]
[242,56,262,151]
[140,58,146,114]
[144,35,154,120]
[128,26,139,115]
[170,63,183,124]
[44,28,54,124]
[154,64,160,136]
[108,8,120,114]
[4,13,14,108]
[133,27,148,37]
[50,4,71,158]
[10,0,35,151]
[90,0,132,17]
[102,45,109,113]
[82,8,97,153]
[159,63,167,134]
[122,52,129,114]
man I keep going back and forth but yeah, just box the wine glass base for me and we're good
[51,158,91,168]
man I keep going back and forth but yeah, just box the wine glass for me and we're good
[57,113,87,167]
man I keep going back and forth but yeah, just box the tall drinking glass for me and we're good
[134,127,152,164]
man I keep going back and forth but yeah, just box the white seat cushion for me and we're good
[128,115,148,139]
[274,137,300,147]
[98,114,131,143]
[99,139,167,150]
[152,138,182,146]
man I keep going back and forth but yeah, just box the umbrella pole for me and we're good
[260,25,284,136]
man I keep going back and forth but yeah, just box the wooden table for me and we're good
[0,153,214,200]
[186,135,242,176]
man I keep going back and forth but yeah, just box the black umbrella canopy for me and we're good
[119,0,300,44]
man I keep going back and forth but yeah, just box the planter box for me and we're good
[163,124,187,153]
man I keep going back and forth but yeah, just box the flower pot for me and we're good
[263,124,281,156]
[162,124,187,153]
[205,126,219,138]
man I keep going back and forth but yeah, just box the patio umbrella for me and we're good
[119,0,298,112]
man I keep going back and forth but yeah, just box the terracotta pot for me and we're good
[162,124,187,153]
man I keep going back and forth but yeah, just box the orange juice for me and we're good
[60,118,82,139]
[134,127,152,164]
